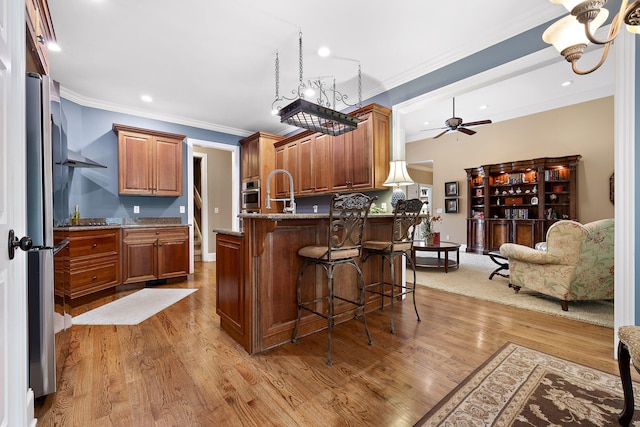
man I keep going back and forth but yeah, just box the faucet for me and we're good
[265,169,296,214]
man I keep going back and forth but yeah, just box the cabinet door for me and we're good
[331,132,351,191]
[488,219,511,252]
[154,136,183,196]
[275,142,298,198]
[118,132,154,195]
[157,236,189,279]
[241,138,259,181]
[312,134,330,193]
[122,238,157,284]
[298,135,329,195]
[349,120,373,189]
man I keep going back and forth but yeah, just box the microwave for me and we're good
[242,180,260,210]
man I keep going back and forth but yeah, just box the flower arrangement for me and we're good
[421,211,442,238]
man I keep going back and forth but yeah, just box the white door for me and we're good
[0,0,31,425]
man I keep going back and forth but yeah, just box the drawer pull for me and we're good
[92,276,97,280]
[92,243,97,248]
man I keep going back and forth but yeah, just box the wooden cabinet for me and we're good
[299,134,330,194]
[465,155,581,253]
[113,124,186,196]
[121,226,189,284]
[272,103,391,197]
[55,228,121,299]
[26,0,56,75]
[215,233,248,350]
[239,132,284,213]
[274,140,299,198]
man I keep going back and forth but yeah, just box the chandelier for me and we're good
[543,0,640,75]
[272,31,363,136]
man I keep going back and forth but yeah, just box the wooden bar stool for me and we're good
[291,193,376,366]
[361,198,425,334]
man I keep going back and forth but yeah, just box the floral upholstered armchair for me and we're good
[499,219,614,311]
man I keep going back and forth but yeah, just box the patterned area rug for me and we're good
[414,343,640,426]
[415,250,614,328]
[72,288,197,325]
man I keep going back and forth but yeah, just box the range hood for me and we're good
[59,150,107,168]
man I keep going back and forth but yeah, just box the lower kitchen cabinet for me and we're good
[122,226,189,284]
[56,228,121,299]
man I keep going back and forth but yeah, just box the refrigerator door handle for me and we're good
[8,229,33,260]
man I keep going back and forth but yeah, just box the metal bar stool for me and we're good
[362,198,425,334]
[291,193,376,366]
[618,326,640,426]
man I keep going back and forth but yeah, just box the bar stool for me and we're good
[291,193,376,366]
[362,198,425,334]
[617,326,640,426]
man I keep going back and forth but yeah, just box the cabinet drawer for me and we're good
[123,226,188,241]
[69,230,120,258]
[69,258,120,298]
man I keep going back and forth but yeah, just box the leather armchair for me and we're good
[500,219,614,311]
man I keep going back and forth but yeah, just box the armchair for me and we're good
[499,219,614,311]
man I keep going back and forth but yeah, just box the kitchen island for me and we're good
[215,213,402,354]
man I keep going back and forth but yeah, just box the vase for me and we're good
[426,233,435,245]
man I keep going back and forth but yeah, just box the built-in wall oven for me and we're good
[241,180,260,211]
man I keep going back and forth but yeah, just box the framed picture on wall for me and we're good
[445,181,458,197]
[419,185,429,200]
[445,198,459,213]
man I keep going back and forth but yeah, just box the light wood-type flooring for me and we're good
[35,261,625,426]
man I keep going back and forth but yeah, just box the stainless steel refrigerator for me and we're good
[26,72,56,398]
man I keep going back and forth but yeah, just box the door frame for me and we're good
[186,138,240,269]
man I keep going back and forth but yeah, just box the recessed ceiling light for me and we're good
[561,80,573,87]
[479,105,488,110]
[141,95,153,102]
[318,46,330,57]
[423,121,430,126]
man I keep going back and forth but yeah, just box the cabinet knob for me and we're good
[92,276,97,280]
[156,231,160,235]
[92,243,97,248]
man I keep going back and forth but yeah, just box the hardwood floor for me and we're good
[35,261,624,426]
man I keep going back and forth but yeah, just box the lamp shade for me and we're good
[383,160,414,187]
[543,8,609,52]
[628,24,640,34]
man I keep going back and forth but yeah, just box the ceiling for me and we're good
[47,1,614,145]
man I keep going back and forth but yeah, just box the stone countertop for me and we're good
[238,213,395,220]
[213,228,244,237]
[54,217,189,232]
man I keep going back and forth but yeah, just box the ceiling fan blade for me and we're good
[420,126,448,132]
[433,129,449,139]
[460,119,492,127]
[458,127,476,136]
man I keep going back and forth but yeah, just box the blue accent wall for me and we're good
[60,99,242,223]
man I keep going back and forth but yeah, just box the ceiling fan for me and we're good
[424,98,492,139]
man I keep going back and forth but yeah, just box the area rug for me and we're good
[414,342,640,426]
[415,250,614,328]
[72,288,197,325]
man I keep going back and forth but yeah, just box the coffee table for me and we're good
[411,241,460,273]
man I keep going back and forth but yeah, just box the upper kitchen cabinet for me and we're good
[239,132,284,213]
[272,103,391,196]
[113,124,186,196]
[26,0,56,75]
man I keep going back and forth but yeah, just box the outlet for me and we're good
[133,205,140,214]
[179,205,185,213]
[214,207,219,214]
[436,208,443,214]
[381,203,387,211]
[446,235,450,240]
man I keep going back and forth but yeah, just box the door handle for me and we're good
[8,229,33,260]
